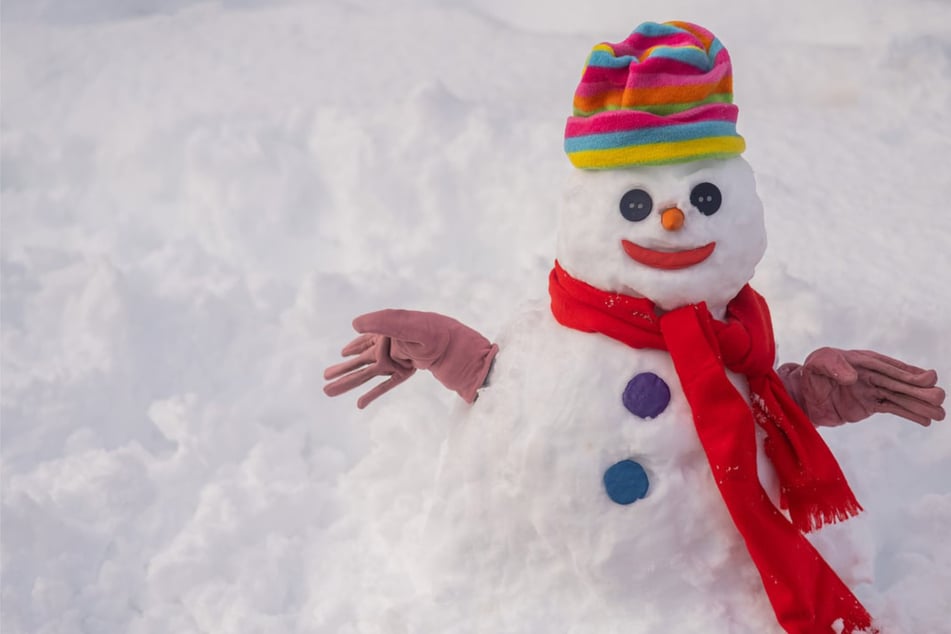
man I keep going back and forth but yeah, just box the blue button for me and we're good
[622,372,671,419]
[603,459,650,505]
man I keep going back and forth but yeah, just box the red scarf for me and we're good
[549,261,875,634]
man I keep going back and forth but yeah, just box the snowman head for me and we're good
[558,22,763,313]
[556,157,766,312]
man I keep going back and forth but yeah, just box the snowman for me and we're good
[323,21,945,634]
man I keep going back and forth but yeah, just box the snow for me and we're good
[1,1,949,633]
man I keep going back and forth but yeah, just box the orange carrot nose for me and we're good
[661,207,685,231]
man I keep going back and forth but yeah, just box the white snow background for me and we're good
[2,0,950,632]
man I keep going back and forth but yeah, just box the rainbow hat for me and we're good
[565,21,745,170]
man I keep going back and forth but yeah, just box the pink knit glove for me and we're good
[778,348,946,427]
[323,309,499,409]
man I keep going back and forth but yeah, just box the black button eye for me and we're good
[690,182,722,216]
[619,189,652,222]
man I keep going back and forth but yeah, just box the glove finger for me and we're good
[805,349,858,385]
[356,369,416,409]
[323,347,377,381]
[341,333,378,357]
[850,351,938,387]
[852,349,929,374]
[875,389,947,423]
[353,309,450,350]
[323,363,384,396]
[876,400,933,427]
[866,372,946,405]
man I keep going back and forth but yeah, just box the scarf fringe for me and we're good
[785,486,864,533]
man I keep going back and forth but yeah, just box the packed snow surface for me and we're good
[2,1,950,633]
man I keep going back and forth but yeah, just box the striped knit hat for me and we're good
[565,21,745,170]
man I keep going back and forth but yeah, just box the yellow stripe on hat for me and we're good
[567,136,746,169]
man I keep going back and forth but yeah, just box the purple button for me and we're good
[622,372,670,419]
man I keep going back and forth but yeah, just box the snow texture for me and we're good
[2,1,950,633]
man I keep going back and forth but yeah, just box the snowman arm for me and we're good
[777,348,946,427]
[323,309,499,409]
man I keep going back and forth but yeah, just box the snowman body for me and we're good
[416,157,792,632]
[424,306,784,632]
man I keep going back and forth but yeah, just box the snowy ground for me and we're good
[2,0,950,632]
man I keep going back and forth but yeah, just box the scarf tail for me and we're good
[661,306,874,633]
[750,375,865,533]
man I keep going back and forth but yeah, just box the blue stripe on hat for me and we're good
[632,22,686,38]
[587,49,638,69]
[646,45,713,71]
[564,120,738,153]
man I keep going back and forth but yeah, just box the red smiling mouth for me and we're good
[621,240,717,270]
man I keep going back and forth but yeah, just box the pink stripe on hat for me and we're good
[564,103,739,139]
